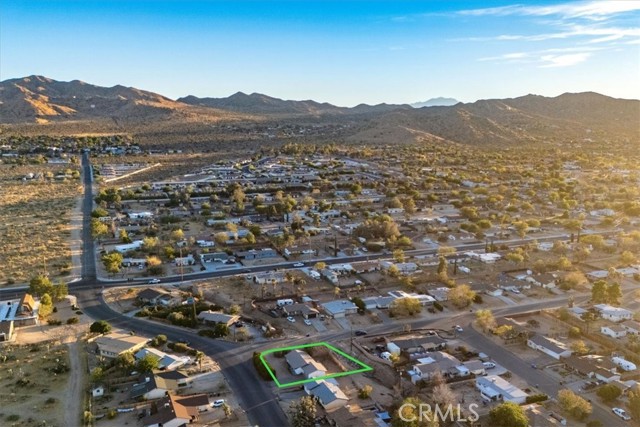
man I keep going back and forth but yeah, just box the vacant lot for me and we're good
[0,163,82,285]
[0,343,71,427]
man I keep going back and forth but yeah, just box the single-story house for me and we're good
[601,324,627,339]
[154,370,191,389]
[285,350,326,378]
[286,350,316,375]
[527,335,572,360]
[199,252,231,263]
[283,303,319,319]
[130,375,167,400]
[137,288,170,306]
[142,394,206,427]
[321,300,358,318]
[428,287,450,302]
[174,254,195,266]
[95,334,150,359]
[387,336,447,358]
[237,248,279,260]
[594,368,621,384]
[622,320,640,335]
[594,304,633,322]
[568,306,588,319]
[134,347,191,371]
[307,380,349,412]
[463,360,487,376]
[525,273,557,289]
[562,355,598,377]
[114,240,144,253]
[476,375,528,404]
[197,311,240,327]
[0,293,39,327]
[361,296,395,310]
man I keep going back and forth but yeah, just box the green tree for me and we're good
[90,367,105,384]
[475,309,496,332]
[119,229,132,243]
[596,384,621,402]
[607,282,622,305]
[591,280,608,304]
[449,284,476,308]
[389,297,422,317]
[102,252,123,275]
[136,354,160,373]
[142,236,158,251]
[91,218,109,240]
[393,248,406,263]
[620,250,636,265]
[358,384,373,399]
[90,320,112,334]
[558,389,592,421]
[29,275,53,297]
[38,293,53,318]
[115,352,135,371]
[570,340,589,355]
[488,401,528,427]
[289,396,317,427]
[213,323,230,337]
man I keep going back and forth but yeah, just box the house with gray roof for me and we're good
[527,335,572,360]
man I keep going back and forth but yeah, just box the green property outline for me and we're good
[258,341,373,388]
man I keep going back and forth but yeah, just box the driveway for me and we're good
[334,317,352,331]
[64,340,85,427]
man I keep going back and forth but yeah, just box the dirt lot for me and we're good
[0,343,72,427]
[0,163,82,286]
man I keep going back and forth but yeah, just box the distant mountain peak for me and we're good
[411,97,459,108]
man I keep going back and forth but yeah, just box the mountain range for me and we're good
[411,97,459,108]
[0,75,638,147]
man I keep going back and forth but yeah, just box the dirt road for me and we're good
[65,340,85,427]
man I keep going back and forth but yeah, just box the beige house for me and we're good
[95,333,149,358]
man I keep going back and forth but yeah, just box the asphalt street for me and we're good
[0,153,630,427]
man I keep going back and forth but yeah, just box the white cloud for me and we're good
[539,52,592,67]
[459,1,640,20]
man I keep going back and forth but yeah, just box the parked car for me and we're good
[612,408,631,421]
[482,361,496,369]
[303,319,312,326]
[293,262,305,267]
[234,321,244,328]
[286,316,296,323]
[212,399,225,408]
[354,330,367,336]
[454,325,464,333]
[148,278,161,284]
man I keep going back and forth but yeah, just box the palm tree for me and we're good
[195,351,205,372]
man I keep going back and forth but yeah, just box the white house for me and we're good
[527,335,572,360]
[306,380,349,412]
[601,324,627,339]
[321,300,358,318]
[622,320,640,335]
[612,357,637,372]
[476,375,528,404]
[594,304,633,322]
[114,240,144,253]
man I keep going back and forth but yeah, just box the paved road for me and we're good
[0,153,630,427]
[462,327,624,426]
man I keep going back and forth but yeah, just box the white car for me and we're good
[454,325,464,333]
[286,316,296,323]
[293,262,305,267]
[212,399,225,408]
[612,408,631,421]
[304,319,312,326]
[482,361,496,369]
[148,278,161,284]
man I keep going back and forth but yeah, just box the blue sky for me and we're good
[2,0,639,105]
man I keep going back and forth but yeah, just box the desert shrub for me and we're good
[66,317,79,325]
